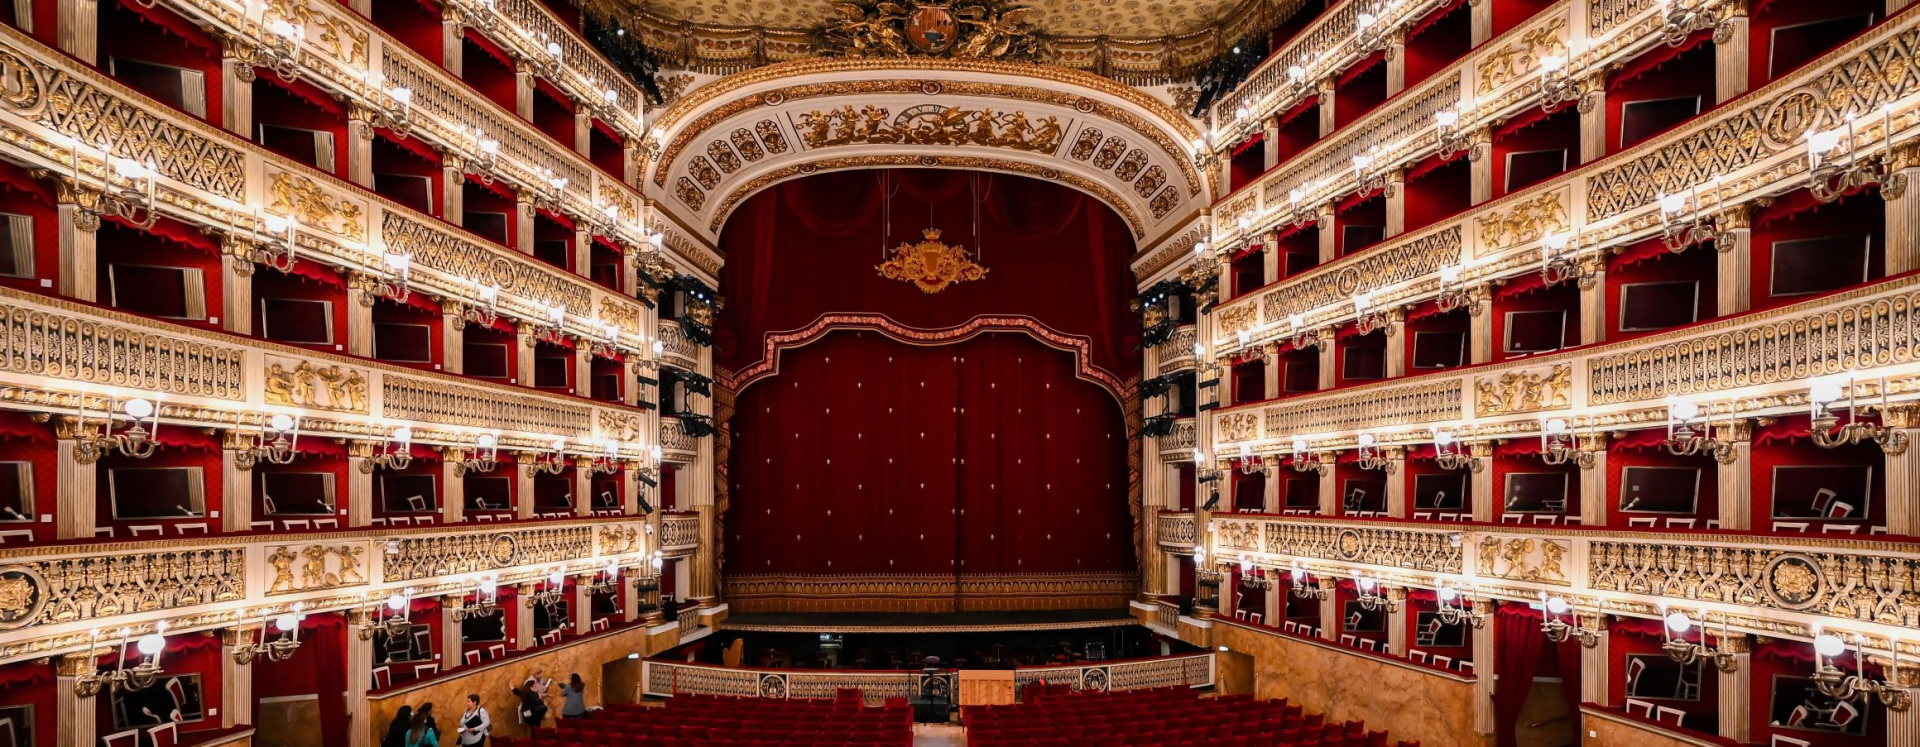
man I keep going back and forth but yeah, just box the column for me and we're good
[574,228,594,281]
[1384,171,1407,238]
[346,612,374,747]
[1263,464,1282,513]
[514,584,537,650]
[1261,231,1280,283]
[442,306,466,375]
[1262,349,1280,409]
[1883,405,1920,536]
[1316,203,1338,264]
[574,110,594,157]
[515,453,538,520]
[1384,590,1408,655]
[624,144,642,186]
[572,457,593,517]
[1467,284,1494,364]
[1384,310,1407,378]
[517,330,538,389]
[1262,117,1282,171]
[220,44,256,137]
[622,461,643,515]
[442,449,467,524]
[220,236,254,336]
[514,62,536,121]
[219,628,254,728]
[686,344,719,605]
[345,275,376,358]
[440,598,464,667]
[1384,449,1408,519]
[441,14,465,76]
[346,106,376,188]
[1886,150,1920,275]
[1578,87,1606,164]
[1263,581,1282,628]
[1884,660,1920,747]
[1577,434,1607,527]
[1717,420,1754,531]
[1717,634,1753,743]
[49,182,100,302]
[1469,441,1496,522]
[1716,206,1753,315]
[54,417,97,541]
[574,344,594,398]
[1315,328,1336,391]
[515,193,537,254]
[441,153,467,224]
[1317,78,1337,137]
[346,441,374,528]
[1470,600,1496,736]
[345,0,371,15]
[1897,0,1920,15]
[622,565,643,623]
[55,653,98,747]
[1316,583,1337,641]
[1715,15,1752,103]
[1470,0,1492,46]
[58,0,97,64]
[221,430,254,533]
[1469,130,1494,206]
[1316,454,1338,516]
[1385,37,1407,97]
[1579,614,1610,706]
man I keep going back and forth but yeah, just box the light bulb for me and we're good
[1435,110,1458,128]
[1287,65,1306,81]
[548,569,564,584]
[389,87,413,105]
[1807,128,1844,155]
[276,613,299,632]
[392,426,413,442]
[478,433,497,448]
[479,578,498,594]
[1814,633,1847,658]
[270,413,296,432]
[1291,437,1308,452]
[269,19,299,39]
[551,438,568,452]
[1235,107,1250,120]
[1544,597,1570,615]
[386,594,407,611]
[1439,265,1460,284]
[1664,611,1693,634]
[1358,433,1377,447]
[123,398,154,419]
[1810,378,1847,405]
[1434,430,1455,446]
[1545,418,1568,435]
[1438,587,1458,603]
[1538,54,1565,72]
[546,41,563,58]
[136,633,166,656]
[1544,233,1571,251]
[1669,401,1700,421]
[1660,192,1688,214]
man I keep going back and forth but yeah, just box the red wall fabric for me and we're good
[727,331,1132,581]
[716,169,1140,388]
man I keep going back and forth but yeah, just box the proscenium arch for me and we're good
[646,57,1214,247]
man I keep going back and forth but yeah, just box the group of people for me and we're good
[383,672,593,747]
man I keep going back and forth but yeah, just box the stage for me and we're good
[719,609,1138,634]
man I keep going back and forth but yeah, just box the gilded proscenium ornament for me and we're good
[1473,364,1572,416]
[795,105,1065,154]
[876,228,989,293]
[823,1,1046,61]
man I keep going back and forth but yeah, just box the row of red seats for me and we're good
[966,689,1418,747]
[492,694,913,747]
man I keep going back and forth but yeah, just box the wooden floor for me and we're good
[914,723,967,746]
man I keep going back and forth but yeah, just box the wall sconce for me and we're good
[261,16,307,83]
[587,559,623,596]
[1289,565,1331,600]
[1435,109,1472,159]
[52,136,159,229]
[1193,448,1223,487]
[1354,572,1401,612]
[1540,417,1593,468]
[1190,133,1220,171]
[470,130,502,184]
[1434,265,1474,313]
[252,212,298,273]
[1354,293,1395,336]
[1289,437,1325,473]
[535,303,569,345]
[365,426,413,471]
[1538,594,1600,647]
[1657,181,1717,253]
[72,392,160,463]
[1436,585,1485,628]
[1354,3,1396,56]
[455,432,501,477]
[1540,232,1594,288]
[1664,400,1737,462]
[1537,53,1588,113]
[464,278,501,328]
[1660,608,1737,673]
[73,624,169,697]
[451,577,501,621]
[649,550,665,574]
[243,412,301,467]
[526,34,564,79]
[235,604,304,665]
[1812,631,1911,711]
[1356,433,1396,472]
[1808,107,1903,204]
[1285,59,1312,98]
[590,440,622,475]
[588,320,623,359]
[1808,374,1907,453]
[1352,147,1387,193]
[1239,558,1276,590]
[361,249,413,303]
[364,590,415,640]
[1432,429,1482,472]
[527,568,568,611]
[526,437,569,476]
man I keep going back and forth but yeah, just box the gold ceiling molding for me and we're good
[706,153,1147,236]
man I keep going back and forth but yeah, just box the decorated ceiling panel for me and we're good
[615,0,1248,39]
[647,59,1209,246]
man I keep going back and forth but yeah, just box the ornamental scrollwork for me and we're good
[822,1,1045,61]
[1219,412,1260,442]
[266,543,368,596]
[1474,364,1571,416]
[1252,521,1464,575]
[34,550,246,626]
[796,105,1066,154]
[1475,536,1570,586]
[1589,541,1920,627]
[1473,190,1571,257]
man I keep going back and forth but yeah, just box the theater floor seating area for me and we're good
[964,687,1420,747]
[492,692,914,747]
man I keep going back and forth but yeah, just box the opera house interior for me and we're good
[0,0,1917,745]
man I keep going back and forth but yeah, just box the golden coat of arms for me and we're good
[876,228,989,293]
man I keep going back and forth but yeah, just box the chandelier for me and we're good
[1812,632,1912,711]
[72,624,169,697]
[234,605,305,665]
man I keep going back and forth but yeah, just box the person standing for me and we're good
[558,673,589,720]
[406,702,439,747]
[457,693,491,746]
[511,678,549,730]
[381,705,414,747]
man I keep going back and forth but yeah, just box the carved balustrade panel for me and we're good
[382,525,600,582]
[0,291,249,400]
[1152,326,1198,373]
[657,322,702,368]
[382,374,596,438]
[1157,419,1197,462]
[1157,512,1198,549]
[660,513,701,553]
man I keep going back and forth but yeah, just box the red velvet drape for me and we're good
[1494,605,1547,747]
[311,613,350,746]
[728,331,1132,581]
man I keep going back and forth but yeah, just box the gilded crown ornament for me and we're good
[824,1,1046,61]
[876,228,989,293]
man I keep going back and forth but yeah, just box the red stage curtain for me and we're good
[1494,605,1548,747]
[727,330,1131,580]
[311,613,350,747]
[716,169,1140,386]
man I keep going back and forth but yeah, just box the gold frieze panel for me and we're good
[1474,363,1571,416]
[1257,226,1461,325]
[379,212,591,312]
[1260,379,1463,437]
[0,291,248,400]
[1473,13,1566,95]
[1247,521,1464,575]
[1473,189,1571,257]
[265,170,368,243]
[794,105,1067,154]
[1475,535,1571,586]
[263,356,369,414]
[382,376,592,437]
[29,548,246,627]
[383,526,596,582]
[1590,541,1920,627]
[265,542,368,596]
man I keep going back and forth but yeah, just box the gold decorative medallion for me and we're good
[0,566,45,630]
[876,228,988,293]
[1764,554,1823,610]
